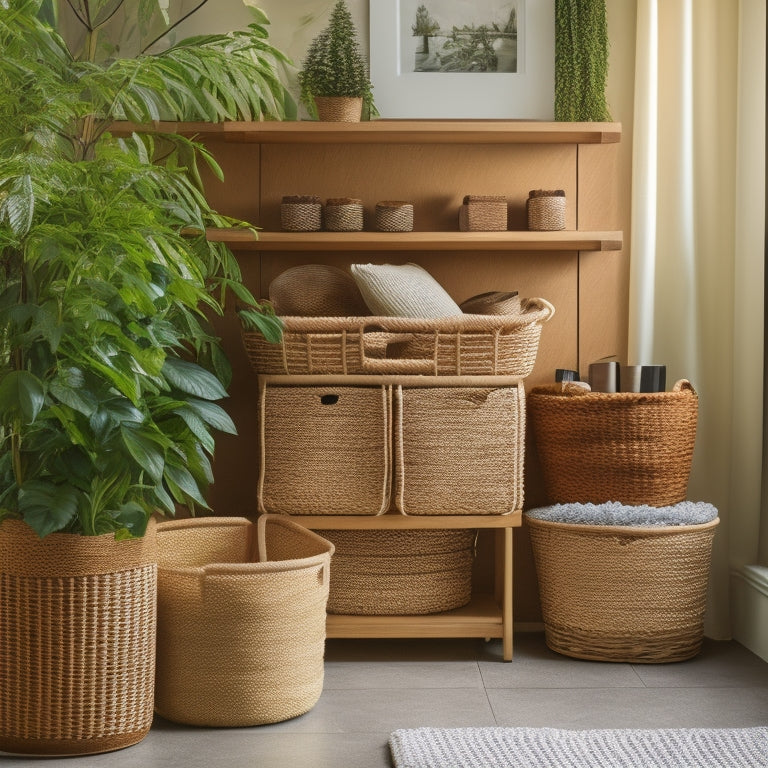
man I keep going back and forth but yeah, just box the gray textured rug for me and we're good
[389,726,768,768]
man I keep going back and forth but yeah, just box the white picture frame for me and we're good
[369,0,555,119]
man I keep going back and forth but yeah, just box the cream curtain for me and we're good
[630,0,765,638]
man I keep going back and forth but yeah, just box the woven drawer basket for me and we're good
[242,297,554,377]
[0,520,157,756]
[154,516,334,727]
[526,507,719,663]
[527,379,698,506]
[317,528,474,615]
[258,384,392,515]
[395,385,525,515]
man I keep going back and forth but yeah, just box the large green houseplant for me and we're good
[0,0,289,754]
[298,0,377,121]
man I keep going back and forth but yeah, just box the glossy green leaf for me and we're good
[19,481,79,537]
[0,370,45,423]
[120,425,165,482]
[162,357,228,401]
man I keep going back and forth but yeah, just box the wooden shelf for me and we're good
[112,119,621,145]
[203,228,623,252]
[290,511,521,530]
[325,594,504,640]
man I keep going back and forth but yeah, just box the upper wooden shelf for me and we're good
[203,228,623,252]
[112,120,622,145]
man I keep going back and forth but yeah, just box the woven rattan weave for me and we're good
[527,190,567,231]
[375,201,414,232]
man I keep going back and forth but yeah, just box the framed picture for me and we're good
[369,0,555,119]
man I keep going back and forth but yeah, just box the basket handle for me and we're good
[360,329,436,374]
[673,379,696,394]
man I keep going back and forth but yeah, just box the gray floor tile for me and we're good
[324,658,484,689]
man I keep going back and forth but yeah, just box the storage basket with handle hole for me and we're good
[527,379,698,506]
[525,507,719,663]
[316,528,475,615]
[241,297,554,377]
[154,515,334,727]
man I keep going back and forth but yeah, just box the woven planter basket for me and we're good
[528,379,698,506]
[242,297,554,377]
[0,520,157,756]
[394,385,525,515]
[526,512,719,663]
[314,96,362,122]
[154,515,334,727]
[527,190,566,231]
[280,196,322,232]
[317,528,475,615]
[324,198,364,231]
[375,201,414,232]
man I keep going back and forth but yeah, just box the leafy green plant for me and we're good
[554,0,612,121]
[298,0,377,119]
[0,0,288,538]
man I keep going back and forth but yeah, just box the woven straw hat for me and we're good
[268,264,369,317]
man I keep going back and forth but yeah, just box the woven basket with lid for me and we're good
[324,197,364,231]
[280,195,322,232]
[375,200,414,232]
[527,189,566,231]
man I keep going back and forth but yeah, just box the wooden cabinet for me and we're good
[154,119,625,659]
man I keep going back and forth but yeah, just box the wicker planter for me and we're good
[0,520,157,756]
[526,506,719,663]
[528,379,698,506]
[314,96,363,122]
[154,516,334,726]
[317,528,474,615]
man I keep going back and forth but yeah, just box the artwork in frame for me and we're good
[369,0,555,119]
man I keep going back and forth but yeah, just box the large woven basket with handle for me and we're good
[154,515,334,727]
[0,520,157,756]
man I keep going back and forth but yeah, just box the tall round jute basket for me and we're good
[0,519,157,756]
[154,515,334,727]
[528,379,698,506]
[526,509,719,663]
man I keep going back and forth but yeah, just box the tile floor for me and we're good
[2,633,767,767]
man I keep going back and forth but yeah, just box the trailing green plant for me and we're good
[554,0,612,121]
[298,0,377,119]
[0,0,289,538]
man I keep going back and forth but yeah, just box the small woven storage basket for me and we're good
[314,96,362,122]
[280,195,322,232]
[154,515,334,727]
[526,510,719,663]
[241,297,555,377]
[527,189,566,231]
[317,528,475,615]
[0,520,157,756]
[375,201,414,232]
[458,195,508,232]
[324,198,364,231]
[528,379,698,506]
[394,385,525,515]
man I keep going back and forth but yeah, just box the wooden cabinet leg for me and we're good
[495,527,514,661]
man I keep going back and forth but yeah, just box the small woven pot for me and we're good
[458,195,507,231]
[317,528,474,615]
[375,200,414,232]
[324,197,364,231]
[281,195,322,232]
[314,96,362,122]
[0,520,157,756]
[526,512,719,663]
[527,189,566,231]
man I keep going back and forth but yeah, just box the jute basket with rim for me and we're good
[0,520,157,756]
[526,513,719,663]
[154,515,334,727]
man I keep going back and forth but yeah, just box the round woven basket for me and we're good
[375,201,414,232]
[527,379,698,506]
[527,190,566,231]
[280,195,322,232]
[324,198,364,231]
[0,520,157,756]
[268,264,369,317]
[526,514,719,663]
[317,528,475,615]
[314,96,362,122]
[154,516,334,727]
[459,290,521,315]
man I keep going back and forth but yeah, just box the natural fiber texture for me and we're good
[395,385,525,515]
[324,200,364,231]
[154,515,334,727]
[458,197,508,231]
[375,201,414,232]
[528,379,697,506]
[268,264,369,317]
[525,512,719,662]
[242,297,555,376]
[259,384,392,515]
[459,290,520,316]
[318,528,474,615]
[0,520,157,756]
[528,195,567,231]
[280,198,322,232]
[314,95,363,122]
[390,726,768,768]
